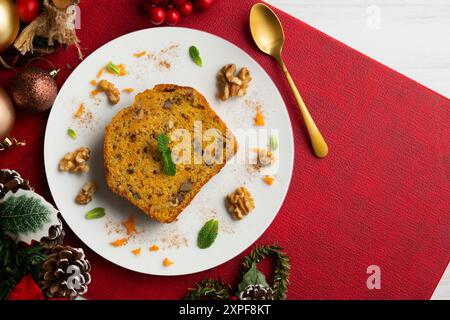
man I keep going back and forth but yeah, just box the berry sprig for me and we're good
[144,0,214,26]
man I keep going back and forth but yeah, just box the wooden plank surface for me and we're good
[268,0,450,98]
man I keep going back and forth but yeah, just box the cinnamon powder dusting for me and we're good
[159,60,171,69]
[147,43,180,70]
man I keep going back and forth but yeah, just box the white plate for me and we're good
[44,27,294,275]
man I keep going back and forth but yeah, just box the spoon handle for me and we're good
[279,60,329,158]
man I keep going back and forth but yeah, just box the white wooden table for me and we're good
[267,0,450,300]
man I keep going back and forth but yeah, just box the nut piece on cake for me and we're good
[217,64,252,101]
[226,186,255,220]
[104,84,238,223]
[59,147,91,173]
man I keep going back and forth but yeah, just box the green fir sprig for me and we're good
[0,235,48,300]
[184,278,232,300]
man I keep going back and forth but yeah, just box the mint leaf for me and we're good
[197,219,219,249]
[189,46,202,67]
[238,263,269,292]
[157,134,170,153]
[85,207,105,220]
[67,128,77,139]
[162,153,176,176]
[157,134,176,176]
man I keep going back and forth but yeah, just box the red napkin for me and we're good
[0,0,448,299]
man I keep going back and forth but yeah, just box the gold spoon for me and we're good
[250,3,329,158]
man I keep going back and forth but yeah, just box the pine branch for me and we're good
[241,245,291,300]
[0,236,48,300]
[184,278,232,300]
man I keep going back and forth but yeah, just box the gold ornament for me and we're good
[0,86,25,151]
[0,0,20,52]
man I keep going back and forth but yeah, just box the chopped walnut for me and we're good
[132,107,144,120]
[169,193,185,207]
[217,64,252,101]
[75,181,97,205]
[98,79,120,105]
[59,147,91,173]
[256,149,276,168]
[226,186,255,220]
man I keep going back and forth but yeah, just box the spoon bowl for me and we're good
[250,3,285,59]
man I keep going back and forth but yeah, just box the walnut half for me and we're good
[75,181,97,205]
[59,147,91,173]
[217,64,252,101]
[226,186,255,220]
[98,79,120,105]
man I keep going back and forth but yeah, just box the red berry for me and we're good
[172,0,187,6]
[165,8,181,25]
[16,0,40,24]
[150,6,166,25]
[195,0,214,11]
[178,2,193,15]
[149,0,164,4]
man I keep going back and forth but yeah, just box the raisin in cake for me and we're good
[104,84,238,223]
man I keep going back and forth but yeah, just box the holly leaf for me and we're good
[238,263,269,292]
[0,189,60,244]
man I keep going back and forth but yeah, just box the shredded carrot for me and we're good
[149,245,160,252]
[255,110,265,126]
[163,258,173,267]
[96,67,104,78]
[263,175,275,186]
[110,237,128,247]
[134,51,147,58]
[91,89,100,97]
[90,80,97,86]
[74,104,85,118]
[106,64,127,76]
[118,64,127,76]
[122,88,134,93]
[131,248,142,256]
[122,215,137,235]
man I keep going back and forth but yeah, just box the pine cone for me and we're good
[40,218,65,251]
[0,169,31,200]
[238,284,275,300]
[40,245,91,299]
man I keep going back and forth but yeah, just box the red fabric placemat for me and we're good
[1,0,449,300]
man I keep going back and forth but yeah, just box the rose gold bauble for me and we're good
[0,0,20,52]
[0,86,15,139]
[10,67,59,112]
